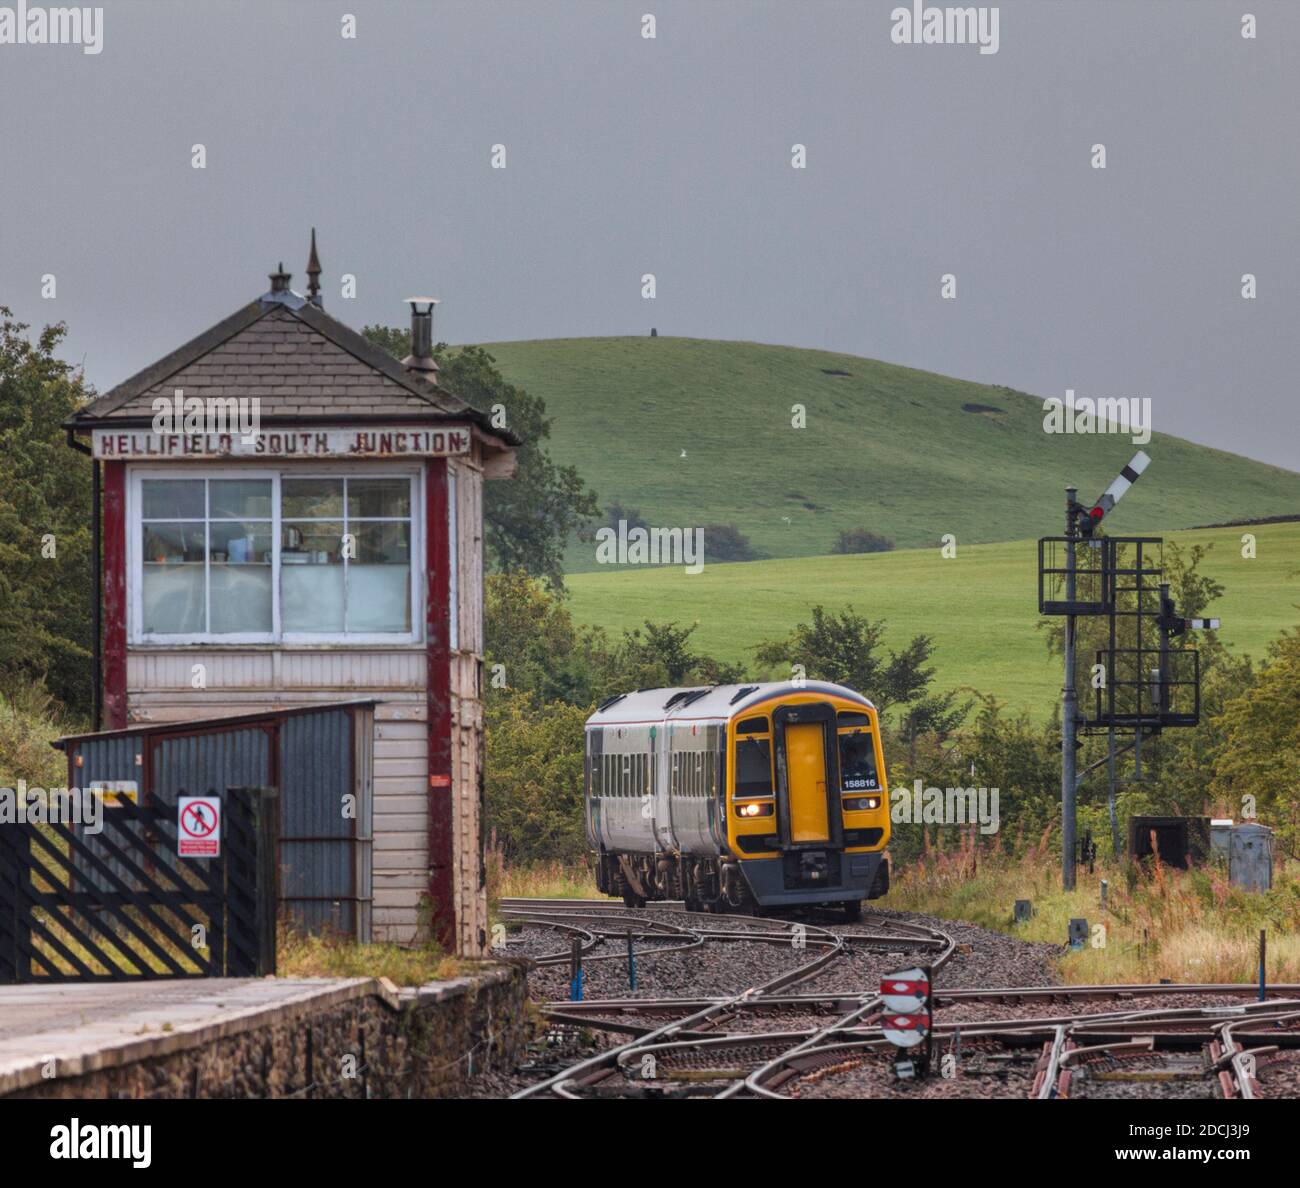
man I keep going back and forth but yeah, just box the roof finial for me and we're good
[306,228,322,306]
[269,262,291,293]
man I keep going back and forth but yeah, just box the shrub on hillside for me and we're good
[700,523,765,562]
[605,502,649,532]
[831,528,894,554]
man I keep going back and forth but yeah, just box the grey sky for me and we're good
[1,0,1295,468]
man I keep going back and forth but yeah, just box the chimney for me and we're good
[401,297,440,375]
[269,262,291,293]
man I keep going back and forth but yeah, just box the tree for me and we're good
[364,329,599,588]
[1212,626,1300,857]
[612,620,747,689]
[485,691,589,862]
[484,571,617,706]
[0,309,93,714]
[753,604,947,719]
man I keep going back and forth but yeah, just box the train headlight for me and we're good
[844,796,881,812]
[736,801,773,818]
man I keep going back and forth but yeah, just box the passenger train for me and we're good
[585,681,890,918]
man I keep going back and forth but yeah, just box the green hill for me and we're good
[563,521,1300,719]
[480,337,1300,572]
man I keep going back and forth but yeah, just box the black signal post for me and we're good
[1061,486,1080,891]
[1053,451,1150,891]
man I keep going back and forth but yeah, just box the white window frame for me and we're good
[128,463,425,646]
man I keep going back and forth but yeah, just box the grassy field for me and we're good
[565,520,1300,717]
[482,336,1300,569]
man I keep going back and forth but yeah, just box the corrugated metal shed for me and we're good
[53,701,375,941]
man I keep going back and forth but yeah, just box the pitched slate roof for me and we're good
[72,289,517,443]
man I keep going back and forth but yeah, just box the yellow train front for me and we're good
[585,681,890,919]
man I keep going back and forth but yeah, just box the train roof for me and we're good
[585,681,875,727]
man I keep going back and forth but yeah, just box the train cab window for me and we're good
[837,711,872,727]
[735,736,773,795]
[838,730,879,791]
[736,717,767,734]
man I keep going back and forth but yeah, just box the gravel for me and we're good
[789,1039,1043,1100]
[1066,1052,1222,1100]
[464,903,1289,1100]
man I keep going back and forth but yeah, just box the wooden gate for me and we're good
[0,787,278,983]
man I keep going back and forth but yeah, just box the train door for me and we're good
[773,703,843,848]
[653,723,673,851]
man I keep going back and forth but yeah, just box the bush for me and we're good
[485,691,589,863]
[699,523,765,562]
[831,528,894,554]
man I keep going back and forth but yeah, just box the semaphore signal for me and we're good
[1073,449,1151,537]
[1038,450,1219,891]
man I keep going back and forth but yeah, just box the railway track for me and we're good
[491,898,1300,1100]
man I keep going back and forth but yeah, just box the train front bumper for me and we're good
[740,849,886,906]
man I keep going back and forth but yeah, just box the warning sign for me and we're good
[178,796,221,858]
[89,780,139,807]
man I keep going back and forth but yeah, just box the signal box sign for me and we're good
[92,425,470,460]
[178,796,221,858]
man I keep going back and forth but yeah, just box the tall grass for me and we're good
[486,845,598,902]
[277,923,462,985]
[0,681,79,789]
[890,828,1300,984]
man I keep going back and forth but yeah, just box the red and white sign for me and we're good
[881,1014,929,1048]
[178,796,221,858]
[880,967,930,1014]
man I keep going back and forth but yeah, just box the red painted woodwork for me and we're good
[425,457,455,949]
[101,461,128,729]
